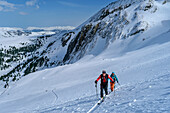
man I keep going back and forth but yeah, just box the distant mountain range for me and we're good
[0,26,75,37]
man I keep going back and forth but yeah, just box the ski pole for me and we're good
[114,82,120,96]
[95,83,98,98]
[114,85,115,96]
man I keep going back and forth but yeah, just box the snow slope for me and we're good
[0,27,170,112]
[0,0,170,113]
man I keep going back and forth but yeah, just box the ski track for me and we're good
[0,86,9,97]
[51,89,59,105]
[34,74,170,113]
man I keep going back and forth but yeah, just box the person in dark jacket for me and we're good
[95,70,113,98]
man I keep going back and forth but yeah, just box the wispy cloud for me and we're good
[0,6,3,11]
[26,0,37,6]
[58,1,85,8]
[0,0,16,12]
[19,12,28,15]
[26,0,39,9]
[36,5,39,9]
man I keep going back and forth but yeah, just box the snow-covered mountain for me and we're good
[0,27,31,37]
[0,26,75,38]
[27,26,75,31]
[26,26,75,36]
[0,0,170,87]
[0,26,75,87]
[0,0,170,112]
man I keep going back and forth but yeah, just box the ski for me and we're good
[87,94,110,113]
[97,96,105,105]
[97,91,112,105]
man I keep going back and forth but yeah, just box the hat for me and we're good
[102,70,106,73]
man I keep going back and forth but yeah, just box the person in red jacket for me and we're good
[95,70,114,98]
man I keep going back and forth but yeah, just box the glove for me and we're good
[118,82,120,85]
[95,80,97,84]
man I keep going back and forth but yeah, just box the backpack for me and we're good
[111,74,116,83]
[101,74,108,84]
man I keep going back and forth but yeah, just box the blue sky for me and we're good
[0,0,115,28]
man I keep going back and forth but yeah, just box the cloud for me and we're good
[0,0,16,12]
[0,6,3,11]
[58,1,85,8]
[26,0,40,9]
[19,12,28,15]
[36,5,39,9]
[26,0,37,6]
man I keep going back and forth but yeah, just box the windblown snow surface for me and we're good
[0,1,170,113]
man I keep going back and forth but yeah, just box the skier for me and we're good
[110,72,120,92]
[95,70,114,98]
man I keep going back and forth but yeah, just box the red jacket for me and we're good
[96,74,114,83]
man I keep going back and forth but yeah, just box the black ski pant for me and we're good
[100,83,108,98]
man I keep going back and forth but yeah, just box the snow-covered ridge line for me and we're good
[0,26,75,31]
[0,26,75,38]
[0,27,23,31]
[27,26,75,31]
